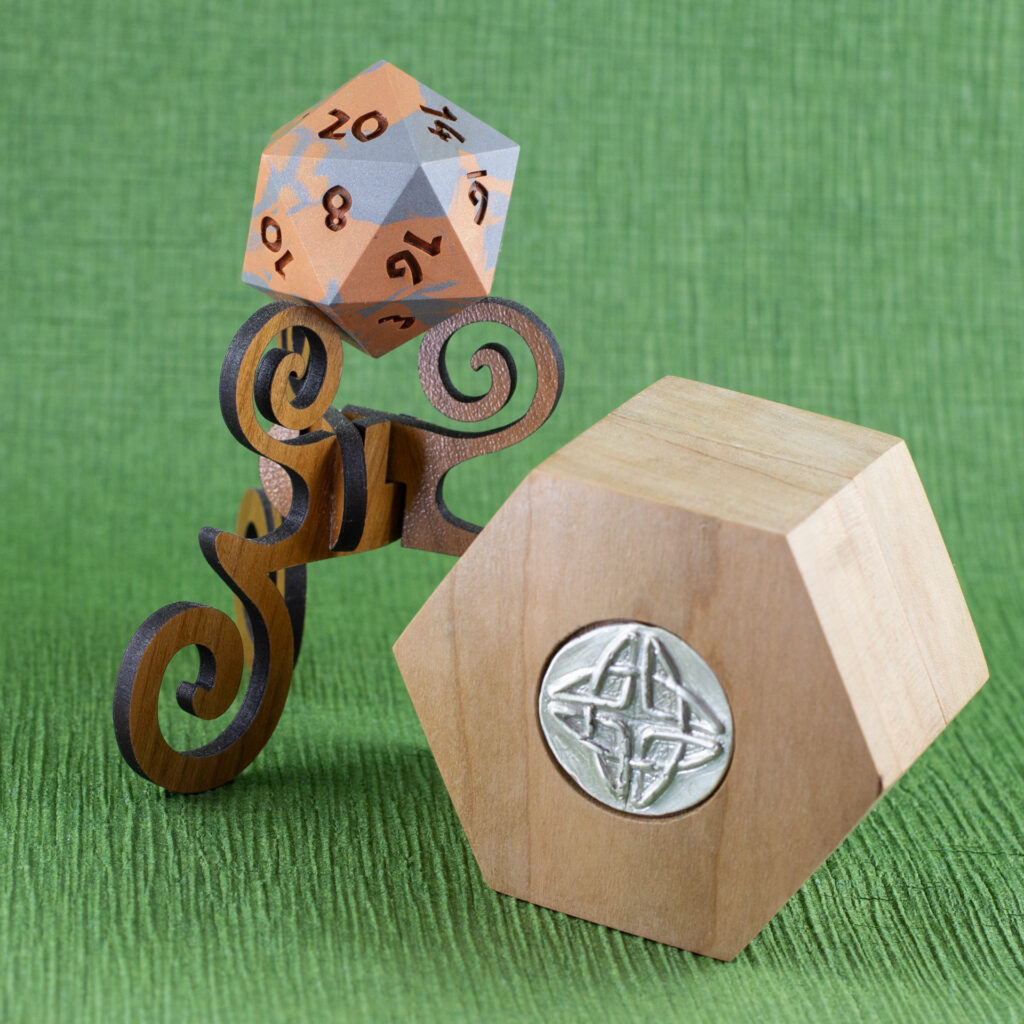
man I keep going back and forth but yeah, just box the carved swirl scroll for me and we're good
[114,298,563,792]
[113,303,349,793]
[387,297,565,556]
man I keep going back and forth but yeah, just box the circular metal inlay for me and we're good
[538,622,733,817]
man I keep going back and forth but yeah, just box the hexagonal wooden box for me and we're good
[393,376,987,960]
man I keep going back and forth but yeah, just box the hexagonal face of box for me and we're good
[395,477,883,959]
[241,61,519,358]
[393,376,987,959]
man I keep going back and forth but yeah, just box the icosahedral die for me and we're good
[242,60,518,357]
[114,61,986,960]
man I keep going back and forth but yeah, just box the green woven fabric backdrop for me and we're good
[3,1,1022,1020]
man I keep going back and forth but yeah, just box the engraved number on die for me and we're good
[466,169,488,224]
[420,104,465,144]
[317,108,389,142]
[322,186,353,232]
[386,231,443,286]
[377,314,416,330]
[260,216,293,278]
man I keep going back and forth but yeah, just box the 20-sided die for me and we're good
[242,61,519,357]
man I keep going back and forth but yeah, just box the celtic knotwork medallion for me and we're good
[538,623,734,816]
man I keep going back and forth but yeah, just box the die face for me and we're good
[328,297,465,358]
[242,61,519,357]
[418,144,519,296]
[241,143,339,307]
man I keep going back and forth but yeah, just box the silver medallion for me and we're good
[538,622,733,817]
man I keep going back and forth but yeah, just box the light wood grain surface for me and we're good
[395,376,987,959]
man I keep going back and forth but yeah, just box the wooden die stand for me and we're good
[113,298,563,794]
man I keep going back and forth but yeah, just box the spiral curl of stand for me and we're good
[113,304,347,793]
[388,297,565,553]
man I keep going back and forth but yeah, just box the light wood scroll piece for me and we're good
[114,298,563,794]
[393,376,988,960]
[114,303,352,793]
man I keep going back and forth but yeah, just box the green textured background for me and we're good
[2,1,1022,1020]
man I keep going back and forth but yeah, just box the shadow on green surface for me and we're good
[149,731,974,979]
